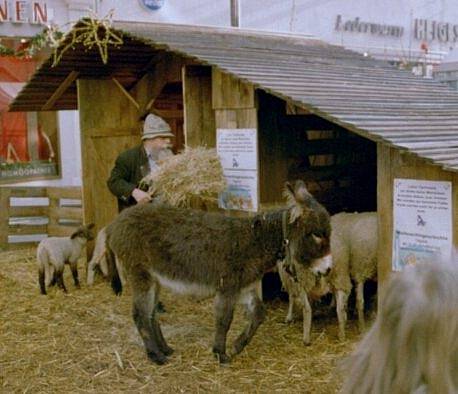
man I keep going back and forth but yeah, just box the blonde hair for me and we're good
[341,257,458,394]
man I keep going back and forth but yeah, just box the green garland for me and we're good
[0,29,63,59]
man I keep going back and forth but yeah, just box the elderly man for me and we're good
[107,114,174,212]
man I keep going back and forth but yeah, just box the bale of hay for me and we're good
[139,147,227,208]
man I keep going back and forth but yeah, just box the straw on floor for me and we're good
[0,248,363,393]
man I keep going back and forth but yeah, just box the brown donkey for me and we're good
[106,181,332,365]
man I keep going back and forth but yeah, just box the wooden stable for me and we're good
[9,21,458,289]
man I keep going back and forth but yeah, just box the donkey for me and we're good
[105,180,332,365]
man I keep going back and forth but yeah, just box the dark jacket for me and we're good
[107,144,149,212]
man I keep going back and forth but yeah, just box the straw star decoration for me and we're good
[50,10,123,67]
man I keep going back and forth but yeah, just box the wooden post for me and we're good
[376,143,393,304]
[0,187,10,250]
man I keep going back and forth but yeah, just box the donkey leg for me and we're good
[213,292,236,363]
[132,272,167,365]
[149,284,174,356]
[232,288,266,356]
[151,317,174,356]
[69,261,80,289]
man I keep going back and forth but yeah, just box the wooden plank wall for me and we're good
[377,145,458,297]
[0,186,82,250]
[212,68,257,130]
[183,65,215,148]
[78,79,140,249]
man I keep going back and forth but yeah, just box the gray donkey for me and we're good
[105,180,332,365]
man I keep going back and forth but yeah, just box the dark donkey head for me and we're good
[283,180,332,275]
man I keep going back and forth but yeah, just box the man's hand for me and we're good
[131,188,152,204]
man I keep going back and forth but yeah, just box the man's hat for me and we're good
[142,114,174,140]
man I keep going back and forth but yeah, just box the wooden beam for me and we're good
[42,71,79,111]
[112,78,140,110]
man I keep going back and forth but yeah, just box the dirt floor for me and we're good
[0,249,365,393]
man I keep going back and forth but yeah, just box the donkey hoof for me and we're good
[162,346,174,356]
[213,351,230,364]
[147,351,168,365]
[303,339,311,346]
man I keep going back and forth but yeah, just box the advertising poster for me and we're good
[216,128,258,212]
[392,178,452,271]
[0,57,60,184]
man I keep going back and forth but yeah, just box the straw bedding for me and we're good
[0,248,364,393]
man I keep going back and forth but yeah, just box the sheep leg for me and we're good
[38,266,47,295]
[47,265,56,287]
[285,295,296,323]
[336,290,349,341]
[232,288,266,356]
[69,261,80,289]
[356,282,365,333]
[132,274,167,365]
[300,289,313,345]
[213,292,236,363]
[56,269,67,293]
[86,256,97,286]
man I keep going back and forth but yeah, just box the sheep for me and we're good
[105,180,332,364]
[87,226,109,286]
[37,223,94,295]
[277,258,332,345]
[329,211,378,340]
[340,255,458,394]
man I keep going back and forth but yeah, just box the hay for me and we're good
[139,147,226,208]
[0,248,364,393]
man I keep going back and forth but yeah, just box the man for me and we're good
[107,113,173,313]
[107,113,174,212]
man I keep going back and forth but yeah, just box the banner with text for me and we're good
[392,178,452,271]
[216,128,258,212]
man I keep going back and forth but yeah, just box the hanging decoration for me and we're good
[49,10,123,67]
[0,9,122,66]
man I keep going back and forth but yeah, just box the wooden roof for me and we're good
[10,20,458,172]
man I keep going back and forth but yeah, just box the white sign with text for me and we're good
[217,128,258,212]
[392,178,452,271]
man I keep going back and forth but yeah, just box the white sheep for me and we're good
[37,223,94,295]
[86,226,109,286]
[329,212,378,340]
[277,258,332,345]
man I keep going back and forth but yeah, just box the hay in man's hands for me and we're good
[139,147,227,208]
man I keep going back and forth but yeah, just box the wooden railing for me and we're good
[0,186,83,251]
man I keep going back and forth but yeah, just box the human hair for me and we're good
[341,255,458,394]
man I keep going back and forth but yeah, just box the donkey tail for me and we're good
[105,237,123,296]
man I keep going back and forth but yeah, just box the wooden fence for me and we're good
[0,186,83,251]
